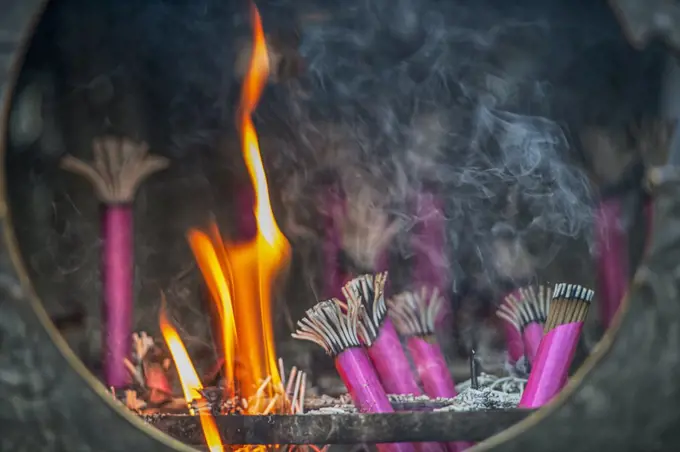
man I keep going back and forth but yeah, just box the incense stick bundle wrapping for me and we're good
[594,198,628,330]
[293,299,415,452]
[499,288,525,364]
[61,137,168,387]
[344,273,421,395]
[389,289,471,452]
[497,286,552,365]
[519,283,594,408]
[411,190,452,327]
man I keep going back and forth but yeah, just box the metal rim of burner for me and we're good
[1,1,679,451]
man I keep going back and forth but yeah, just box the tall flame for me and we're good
[159,296,223,451]
[188,0,291,409]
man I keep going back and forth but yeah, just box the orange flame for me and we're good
[188,0,290,411]
[159,296,223,451]
[188,224,237,393]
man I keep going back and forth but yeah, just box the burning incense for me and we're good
[388,288,456,398]
[344,272,421,396]
[389,288,471,452]
[594,198,628,330]
[61,137,169,388]
[292,299,415,452]
[519,283,594,408]
[497,285,552,365]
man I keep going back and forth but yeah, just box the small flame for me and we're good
[188,0,290,412]
[159,295,224,451]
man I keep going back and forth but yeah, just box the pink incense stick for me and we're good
[522,323,543,365]
[346,275,445,452]
[389,289,471,452]
[336,347,395,413]
[502,318,525,364]
[497,289,526,364]
[61,137,169,388]
[594,198,628,330]
[292,299,415,452]
[322,186,348,299]
[411,190,452,328]
[102,205,133,387]
[519,283,594,408]
[388,288,457,397]
[344,273,421,395]
[406,336,456,397]
[497,285,552,367]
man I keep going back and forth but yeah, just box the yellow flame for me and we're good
[188,227,237,393]
[159,296,224,451]
[187,0,290,410]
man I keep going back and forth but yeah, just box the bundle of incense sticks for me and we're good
[345,275,445,452]
[389,288,471,452]
[344,272,422,396]
[61,137,169,388]
[388,288,457,399]
[519,283,594,408]
[594,198,628,330]
[497,285,552,365]
[292,299,415,452]
[499,288,525,364]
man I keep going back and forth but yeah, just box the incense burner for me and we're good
[2,0,680,451]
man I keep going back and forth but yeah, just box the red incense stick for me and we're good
[61,137,168,388]
[344,272,421,395]
[519,283,594,408]
[292,299,415,452]
[594,198,628,330]
[410,190,452,327]
[497,285,552,366]
[389,289,471,452]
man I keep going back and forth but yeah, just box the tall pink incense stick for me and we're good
[519,283,594,408]
[61,137,169,388]
[292,299,415,452]
[497,285,552,366]
[322,185,348,300]
[389,288,472,452]
[594,198,628,330]
[410,190,452,328]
